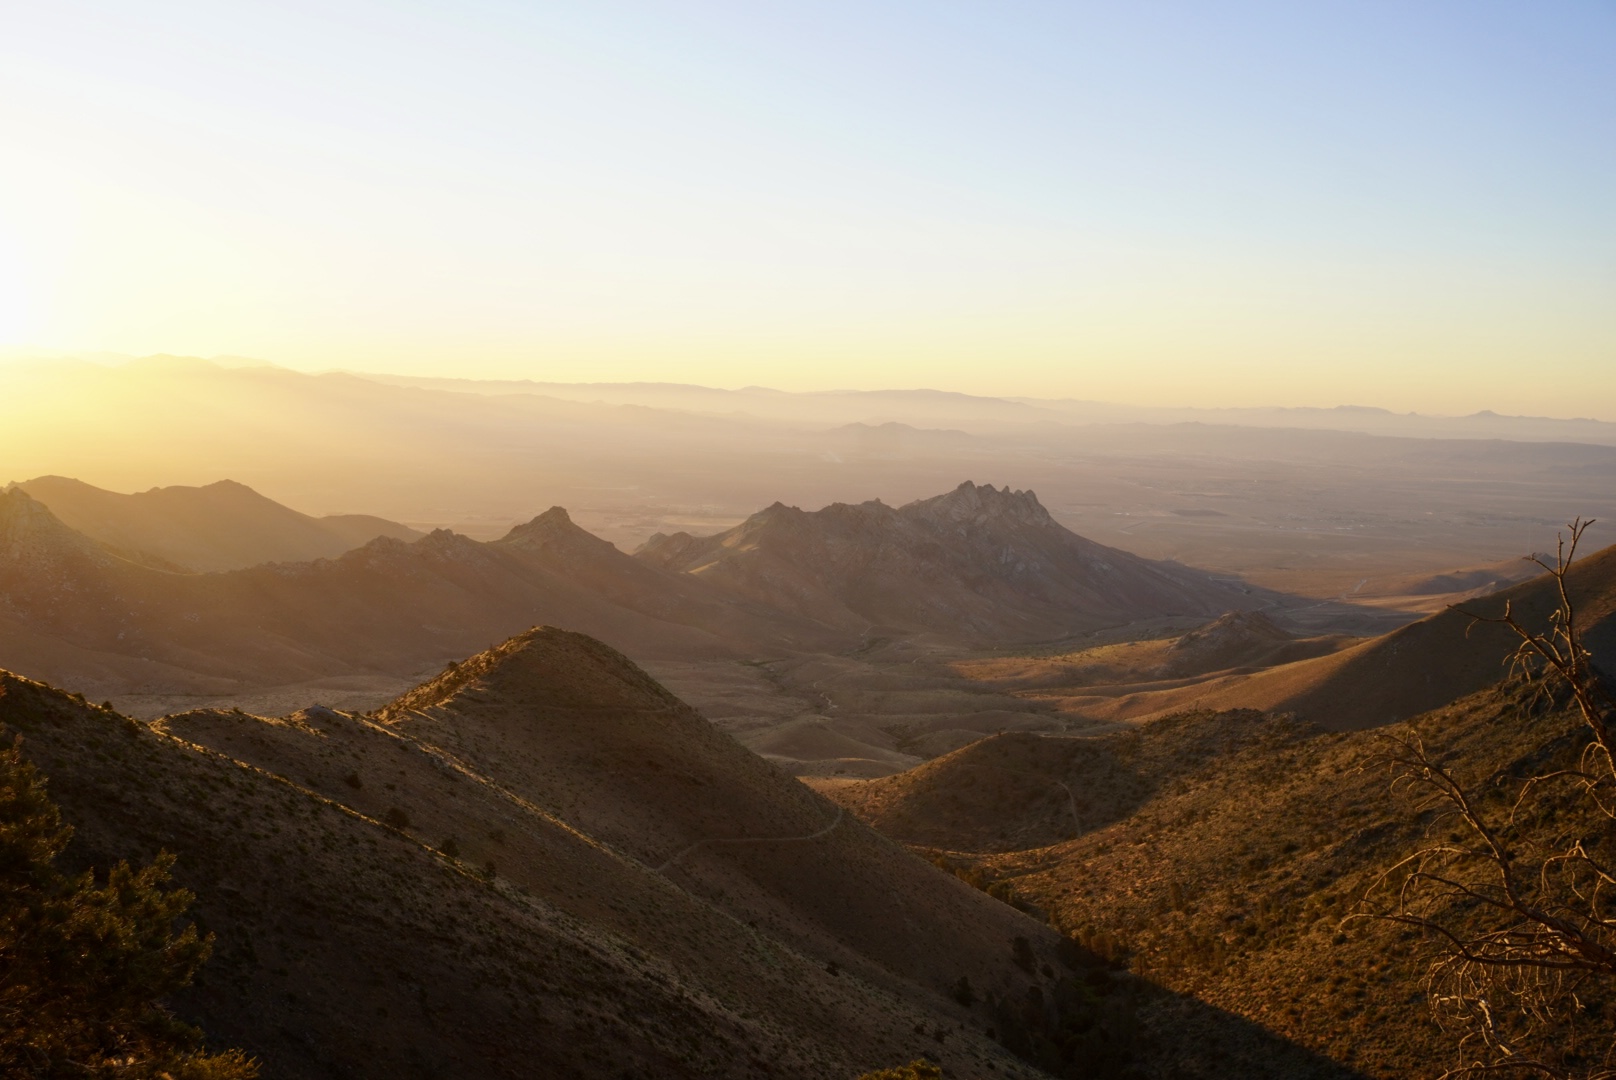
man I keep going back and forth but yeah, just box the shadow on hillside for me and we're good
[1130,979,1371,1080]
[893,709,1306,855]
[956,932,1373,1080]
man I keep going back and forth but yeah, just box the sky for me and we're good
[1,1,1613,415]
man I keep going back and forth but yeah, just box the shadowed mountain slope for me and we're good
[368,629,1067,1004]
[12,475,421,571]
[0,629,1088,1079]
[0,489,839,705]
[637,481,1265,644]
[820,711,1280,853]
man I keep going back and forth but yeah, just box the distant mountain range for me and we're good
[366,370,1616,444]
[5,358,1613,581]
[9,475,420,571]
[0,478,1272,706]
[0,485,833,702]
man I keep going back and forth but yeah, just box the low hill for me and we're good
[952,611,1354,697]
[818,711,1282,853]
[636,481,1266,644]
[0,489,840,711]
[0,628,1100,1078]
[12,475,421,571]
[1357,554,1544,598]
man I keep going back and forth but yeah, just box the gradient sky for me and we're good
[2,1,1612,414]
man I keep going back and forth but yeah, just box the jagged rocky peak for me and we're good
[507,506,575,534]
[0,484,47,524]
[902,480,1054,527]
[343,526,479,566]
[633,529,698,560]
[498,505,615,554]
[416,528,484,557]
[751,500,808,523]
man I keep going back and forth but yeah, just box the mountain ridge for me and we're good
[0,487,816,705]
[637,480,1266,644]
[10,474,422,572]
[0,628,1107,1078]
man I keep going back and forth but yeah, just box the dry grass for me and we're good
[826,685,1610,1078]
[0,628,1082,1079]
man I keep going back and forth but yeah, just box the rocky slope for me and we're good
[637,481,1266,645]
[0,488,838,708]
[1,628,1079,1079]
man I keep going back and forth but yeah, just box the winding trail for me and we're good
[1051,777,1081,834]
[654,805,845,874]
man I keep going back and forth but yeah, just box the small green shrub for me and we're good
[856,1060,941,1080]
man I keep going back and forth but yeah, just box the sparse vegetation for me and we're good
[1011,935,1036,974]
[1365,519,1616,1079]
[856,1060,941,1080]
[0,723,257,1079]
[836,687,1616,1075]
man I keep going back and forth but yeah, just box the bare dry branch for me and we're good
[1360,520,1616,1079]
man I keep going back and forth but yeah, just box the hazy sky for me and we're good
[2,1,1612,414]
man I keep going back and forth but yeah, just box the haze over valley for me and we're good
[6,370,1616,1078]
[5,3,1615,1078]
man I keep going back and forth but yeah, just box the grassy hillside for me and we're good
[824,683,1612,1078]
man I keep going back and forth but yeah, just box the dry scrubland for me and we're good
[4,370,1616,1076]
[943,545,1616,735]
[820,687,1615,1077]
[813,542,1616,1076]
[14,570,1613,1077]
[2,630,1108,1079]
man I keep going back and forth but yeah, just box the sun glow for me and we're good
[0,2,1611,415]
